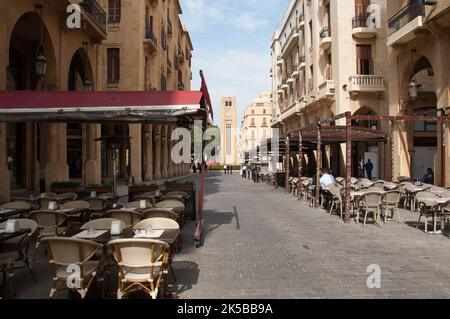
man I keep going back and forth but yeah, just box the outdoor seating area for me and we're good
[0,186,194,299]
[254,171,450,235]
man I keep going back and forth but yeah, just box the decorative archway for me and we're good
[7,12,57,190]
[401,56,438,181]
[68,48,94,91]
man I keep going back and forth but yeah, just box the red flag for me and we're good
[200,70,213,122]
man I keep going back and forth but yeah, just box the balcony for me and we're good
[299,54,306,70]
[286,77,295,85]
[276,57,284,67]
[348,75,385,94]
[79,0,107,41]
[291,65,300,78]
[277,85,284,95]
[144,23,158,51]
[281,26,300,59]
[280,100,304,121]
[387,1,425,46]
[352,15,378,39]
[299,13,305,30]
[177,47,185,65]
[318,80,335,99]
[319,27,332,50]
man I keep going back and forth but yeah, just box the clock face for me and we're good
[226,111,232,118]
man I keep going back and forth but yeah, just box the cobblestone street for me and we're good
[173,172,450,299]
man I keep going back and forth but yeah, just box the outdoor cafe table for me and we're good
[0,228,31,243]
[0,208,27,222]
[419,197,450,235]
[64,227,180,246]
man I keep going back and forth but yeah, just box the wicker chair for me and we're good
[132,196,156,208]
[42,237,102,299]
[326,185,343,219]
[108,210,143,227]
[29,210,68,261]
[127,200,154,210]
[56,192,78,203]
[0,219,38,293]
[142,209,180,223]
[156,200,185,225]
[382,191,402,223]
[108,239,170,299]
[416,191,440,233]
[360,192,383,228]
[37,198,62,210]
[86,197,108,219]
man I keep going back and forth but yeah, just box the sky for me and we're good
[180,0,291,127]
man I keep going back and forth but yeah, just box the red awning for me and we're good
[0,90,207,123]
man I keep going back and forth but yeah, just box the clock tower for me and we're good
[220,97,238,165]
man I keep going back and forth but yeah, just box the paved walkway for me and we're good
[10,171,450,299]
[173,172,450,299]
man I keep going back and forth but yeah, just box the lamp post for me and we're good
[35,4,47,77]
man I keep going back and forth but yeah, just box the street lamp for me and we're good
[409,80,418,100]
[35,4,47,77]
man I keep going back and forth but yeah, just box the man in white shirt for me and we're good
[319,169,335,189]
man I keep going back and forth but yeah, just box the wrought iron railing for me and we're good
[281,26,299,54]
[81,0,106,34]
[352,15,376,28]
[388,0,425,36]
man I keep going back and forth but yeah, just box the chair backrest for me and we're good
[127,200,153,209]
[132,196,156,206]
[63,200,90,210]
[40,192,58,199]
[159,196,185,204]
[42,237,101,266]
[142,209,179,221]
[81,218,125,230]
[384,191,401,203]
[362,192,383,207]
[372,181,385,189]
[86,197,107,210]
[37,198,62,210]
[133,218,179,230]
[108,239,169,268]
[0,201,31,210]
[108,210,143,226]
[56,193,78,202]
[156,200,185,209]
[29,210,67,228]
[166,191,188,198]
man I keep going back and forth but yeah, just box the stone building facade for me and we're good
[219,97,238,165]
[0,0,193,202]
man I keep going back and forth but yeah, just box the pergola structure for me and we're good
[283,111,450,223]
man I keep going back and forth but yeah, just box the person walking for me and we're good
[365,159,374,180]
[358,158,365,178]
[224,164,228,175]
[229,164,233,175]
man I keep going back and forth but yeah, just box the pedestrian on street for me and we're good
[365,159,374,180]
[192,163,197,174]
[358,158,365,178]
[224,164,228,175]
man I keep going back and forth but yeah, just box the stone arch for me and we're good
[7,11,57,91]
[68,48,94,91]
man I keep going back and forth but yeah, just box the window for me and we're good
[263,109,266,114]
[308,20,313,47]
[325,53,332,80]
[251,118,256,126]
[262,118,267,126]
[107,48,120,85]
[356,45,372,75]
[251,110,255,115]
[108,0,121,24]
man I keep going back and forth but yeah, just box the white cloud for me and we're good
[230,13,268,32]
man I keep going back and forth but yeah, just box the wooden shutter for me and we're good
[108,0,121,24]
[356,45,371,75]
[107,48,120,84]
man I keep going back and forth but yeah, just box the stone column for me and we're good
[41,123,69,191]
[0,123,11,203]
[162,125,168,179]
[129,124,142,184]
[154,125,162,180]
[84,124,102,186]
[168,125,175,178]
[144,124,154,181]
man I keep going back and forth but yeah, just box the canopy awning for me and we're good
[0,90,209,123]
[290,125,387,144]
